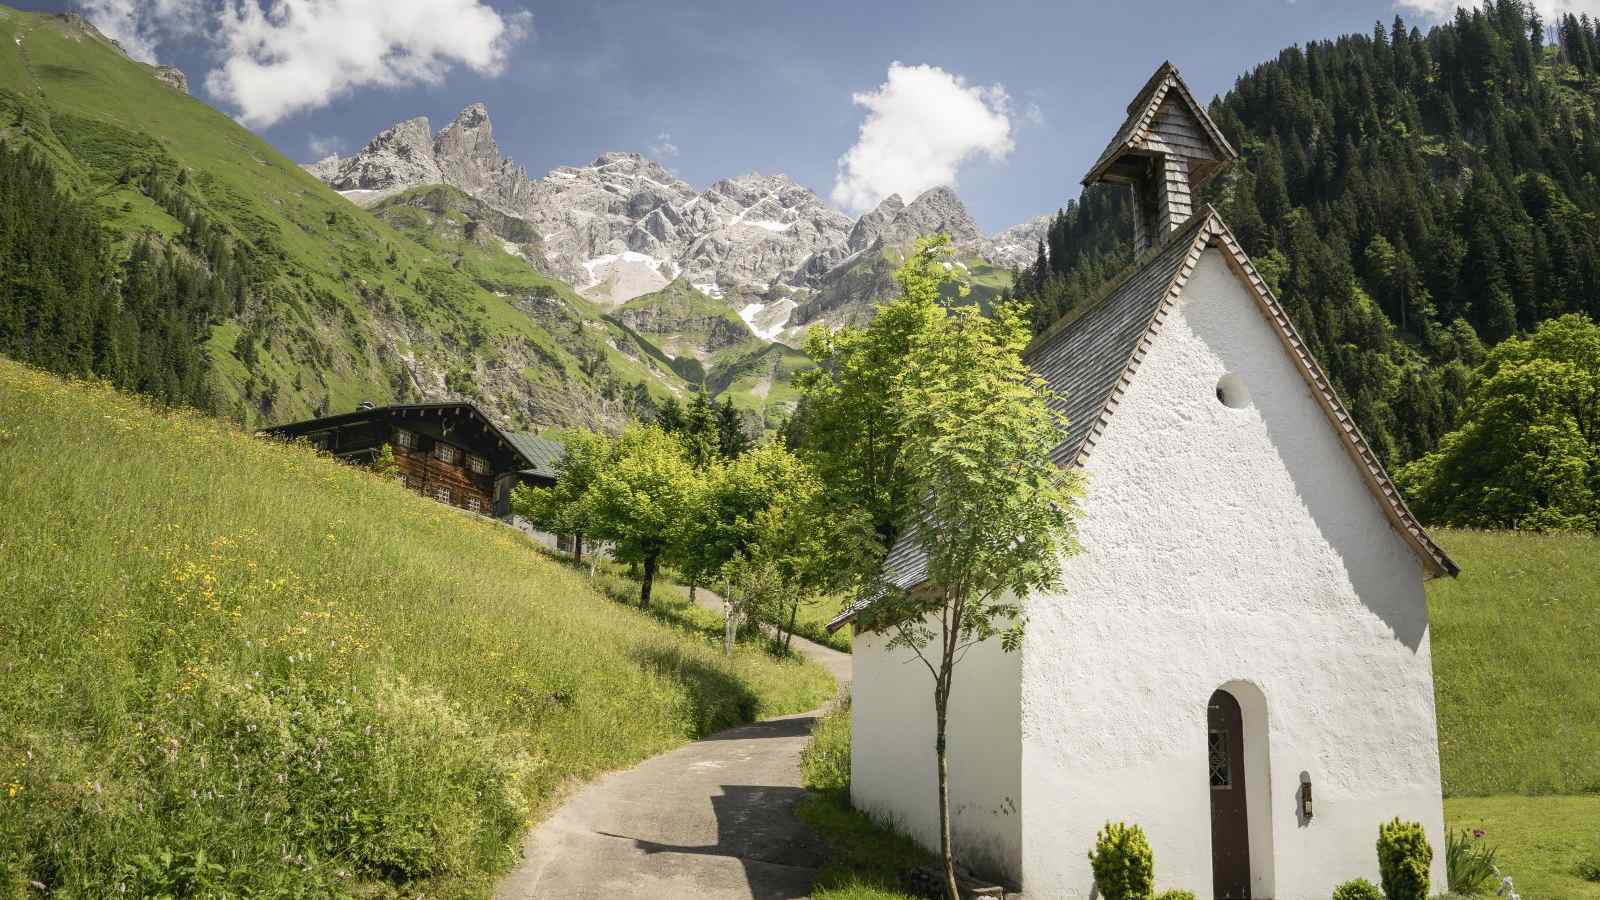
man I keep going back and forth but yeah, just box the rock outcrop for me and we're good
[990,212,1053,270]
[153,65,188,94]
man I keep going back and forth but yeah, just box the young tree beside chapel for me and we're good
[798,236,1083,900]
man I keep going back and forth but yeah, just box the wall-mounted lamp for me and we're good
[1299,778,1314,820]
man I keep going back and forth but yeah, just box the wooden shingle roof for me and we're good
[829,207,1457,633]
[1082,61,1238,189]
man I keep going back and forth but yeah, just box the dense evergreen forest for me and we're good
[0,141,254,410]
[1013,1,1600,467]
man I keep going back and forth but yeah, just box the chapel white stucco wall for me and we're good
[1018,248,1447,899]
[852,622,1023,882]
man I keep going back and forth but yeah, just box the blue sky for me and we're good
[14,0,1571,231]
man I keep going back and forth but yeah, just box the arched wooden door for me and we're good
[1208,689,1251,899]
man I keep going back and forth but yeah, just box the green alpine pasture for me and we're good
[0,357,834,897]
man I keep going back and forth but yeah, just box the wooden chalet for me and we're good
[263,402,562,520]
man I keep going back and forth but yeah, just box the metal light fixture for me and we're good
[1300,779,1314,820]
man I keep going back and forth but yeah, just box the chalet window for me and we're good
[468,454,490,475]
[465,496,483,514]
[432,485,452,504]
[395,429,416,450]
[308,431,332,451]
[433,443,462,465]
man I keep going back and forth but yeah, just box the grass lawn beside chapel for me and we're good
[1429,529,1600,900]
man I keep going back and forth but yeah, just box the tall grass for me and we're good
[0,359,834,897]
[1428,529,1600,796]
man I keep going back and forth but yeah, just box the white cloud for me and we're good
[208,0,531,128]
[307,133,341,158]
[831,63,1014,214]
[79,0,202,64]
[77,0,531,128]
[1023,100,1045,127]
[649,132,679,158]
[1396,0,1600,21]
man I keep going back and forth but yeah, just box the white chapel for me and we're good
[831,62,1457,900]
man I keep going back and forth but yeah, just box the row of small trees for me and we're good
[511,423,864,653]
[518,236,1084,899]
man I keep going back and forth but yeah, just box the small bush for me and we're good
[1445,828,1498,894]
[1155,891,1197,900]
[1332,878,1384,900]
[1088,822,1154,900]
[1377,818,1433,900]
[1576,834,1600,882]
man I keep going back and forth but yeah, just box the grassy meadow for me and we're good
[0,358,834,898]
[1429,529,1600,900]
[1428,529,1600,797]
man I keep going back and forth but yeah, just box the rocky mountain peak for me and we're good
[433,103,526,208]
[990,212,1053,270]
[323,116,441,192]
[449,101,491,129]
[303,109,1047,339]
[892,186,984,250]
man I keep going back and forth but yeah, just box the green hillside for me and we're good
[0,357,833,897]
[0,8,670,430]
[614,279,766,372]
[706,342,815,428]
[367,185,694,410]
[1014,2,1600,473]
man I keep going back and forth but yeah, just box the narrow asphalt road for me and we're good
[495,589,852,900]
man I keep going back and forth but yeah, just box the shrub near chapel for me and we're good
[1088,822,1155,900]
[1377,818,1433,900]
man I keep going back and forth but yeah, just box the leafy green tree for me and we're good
[697,443,865,655]
[511,429,613,565]
[803,236,1084,900]
[583,425,701,607]
[1398,314,1600,531]
[793,237,955,561]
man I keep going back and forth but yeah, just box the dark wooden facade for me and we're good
[262,402,558,519]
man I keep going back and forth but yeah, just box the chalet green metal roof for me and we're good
[506,432,565,481]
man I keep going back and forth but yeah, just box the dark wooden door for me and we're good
[1208,689,1251,900]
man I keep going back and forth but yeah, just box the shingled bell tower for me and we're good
[1083,61,1239,254]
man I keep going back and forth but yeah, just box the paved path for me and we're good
[495,589,852,900]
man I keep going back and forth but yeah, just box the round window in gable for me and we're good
[1216,373,1251,409]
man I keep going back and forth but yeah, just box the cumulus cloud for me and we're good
[831,63,1015,213]
[208,0,531,128]
[77,0,531,128]
[1396,0,1600,21]
[649,132,679,158]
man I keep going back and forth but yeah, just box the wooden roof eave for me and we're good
[1081,62,1239,189]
